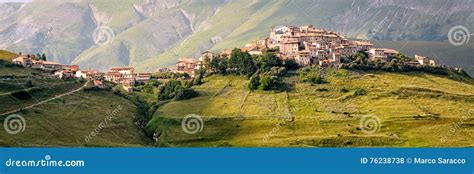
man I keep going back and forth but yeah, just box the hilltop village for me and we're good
[173,25,439,76]
[10,25,461,93]
[11,54,151,92]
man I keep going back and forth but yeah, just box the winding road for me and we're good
[0,81,90,116]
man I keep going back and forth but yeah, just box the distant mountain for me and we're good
[1,0,473,72]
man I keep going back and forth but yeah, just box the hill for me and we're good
[0,50,18,61]
[373,41,474,76]
[147,71,474,147]
[0,63,150,147]
[1,0,473,72]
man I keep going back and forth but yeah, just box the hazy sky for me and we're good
[0,0,33,2]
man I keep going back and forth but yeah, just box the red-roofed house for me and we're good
[368,48,399,61]
[12,56,32,67]
[175,58,199,77]
[76,70,101,79]
[31,60,63,70]
[136,73,152,82]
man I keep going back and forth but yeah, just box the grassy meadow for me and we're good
[148,70,474,147]
[0,50,18,61]
[0,65,150,147]
[0,65,83,114]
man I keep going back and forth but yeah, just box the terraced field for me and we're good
[147,71,474,147]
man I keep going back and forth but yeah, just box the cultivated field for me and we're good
[148,71,474,147]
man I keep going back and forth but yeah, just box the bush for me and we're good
[340,88,349,93]
[174,85,199,101]
[157,80,198,101]
[305,75,325,84]
[354,88,367,96]
[11,90,33,100]
[248,74,260,90]
[299,68,327,84]
[258,75,282,91]
[316,88,329,92]
[157,80,181,100]
[10,87,41,100]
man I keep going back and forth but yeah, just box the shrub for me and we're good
[340,88,349,93]
[248,74,260,90]
[354,88,367,96]
[316,88,329,92]
[174,85,199,101]
[258,75,282,91]
[11,90,33,100]
[157,80,198,101]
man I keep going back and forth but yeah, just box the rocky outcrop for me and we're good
[88,4,112,26]
[133,0,181,18]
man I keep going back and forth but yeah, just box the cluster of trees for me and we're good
[298,67,327,84]
[35,53,47,61]
[205,48,297,91]
[157,80,198,101]
[341,52,468,77]
[248,67,287,90]
[152,72,189,79]
[136,80,161,94]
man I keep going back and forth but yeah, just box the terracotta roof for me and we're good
[106,72,121,75]
[110,67,134,71]
[137,73,152,75]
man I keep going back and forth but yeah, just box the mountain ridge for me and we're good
[1,0,473,73]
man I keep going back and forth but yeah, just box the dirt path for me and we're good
[0,81,90,116]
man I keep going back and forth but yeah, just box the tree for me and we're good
[255,52,281,71]
[142,80,160,94]
[299,67,326,84]
[157,80,181,100]
[174,85,199,101]
[283,59,299,70]
[258,75,282,91]
[192,70,204,85]
[217,57,228,74]
[157,80,199,101]
[228,48,242,71]
[41,53,47,61]
[238,52,256,76]
[248,73,260,90]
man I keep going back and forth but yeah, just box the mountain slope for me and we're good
[1,0,473,72]
[0,50,18,61]
[0,64,150,147]
[147,71,474,147]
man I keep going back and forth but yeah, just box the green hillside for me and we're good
[0,90,150,147]
[1,60,473,147]
[0,63,150,147]
[0,50,18,61]
[147,71,474,147]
